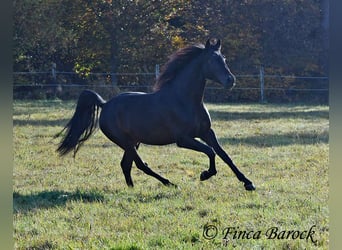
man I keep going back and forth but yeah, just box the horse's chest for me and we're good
[184,108,211,136]
[195,114,211,134]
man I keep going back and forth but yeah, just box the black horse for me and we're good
[57,39,255,191]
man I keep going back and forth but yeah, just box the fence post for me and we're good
[111,73,118,87]
[259,65,265,103]
[51,63,57,84]
[155,64,160,80]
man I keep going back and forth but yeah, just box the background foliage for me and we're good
[13,0,329,102]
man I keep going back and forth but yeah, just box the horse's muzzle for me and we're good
[224,74,236,90]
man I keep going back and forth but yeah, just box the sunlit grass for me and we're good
[13,100,329,249]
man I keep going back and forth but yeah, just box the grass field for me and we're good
[13,100,329,249]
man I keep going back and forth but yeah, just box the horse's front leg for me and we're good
[201,129,256,191]
[176,136,217,181]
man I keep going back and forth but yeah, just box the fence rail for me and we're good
[13,65,329,103]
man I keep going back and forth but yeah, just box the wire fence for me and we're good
[13,65,329,103]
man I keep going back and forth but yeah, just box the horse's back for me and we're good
[99,91,150,129]
[99,91,176,145]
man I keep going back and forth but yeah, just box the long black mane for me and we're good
[153,44,205,91]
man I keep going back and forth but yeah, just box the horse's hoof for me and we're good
[200,170,216,181]
[200,171,209,181]
[244,183,256,191]
[164,181,178,188]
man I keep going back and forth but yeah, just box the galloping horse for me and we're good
[57,39,255,191]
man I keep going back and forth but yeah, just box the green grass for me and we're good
[13,100,329,249]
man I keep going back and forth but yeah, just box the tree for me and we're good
[13,0,327,102]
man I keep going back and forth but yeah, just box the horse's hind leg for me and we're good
[126,147,176,187]
[121,151,134,187]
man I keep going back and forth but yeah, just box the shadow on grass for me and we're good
[13,189,105,214]
[218,130,328,147]
[13,118,69,127]
[210,109,328,121]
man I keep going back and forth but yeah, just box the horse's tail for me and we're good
[56,90,106,157]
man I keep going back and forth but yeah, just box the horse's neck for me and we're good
[173,60,206,104]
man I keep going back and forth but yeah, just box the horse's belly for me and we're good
[140,136,175,146]
[130,119,177,145]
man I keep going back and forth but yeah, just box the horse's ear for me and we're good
[213,39,221,51]
[205,39,211,49]
[205,38,221,51]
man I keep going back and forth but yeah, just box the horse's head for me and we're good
[202,38,236,90]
